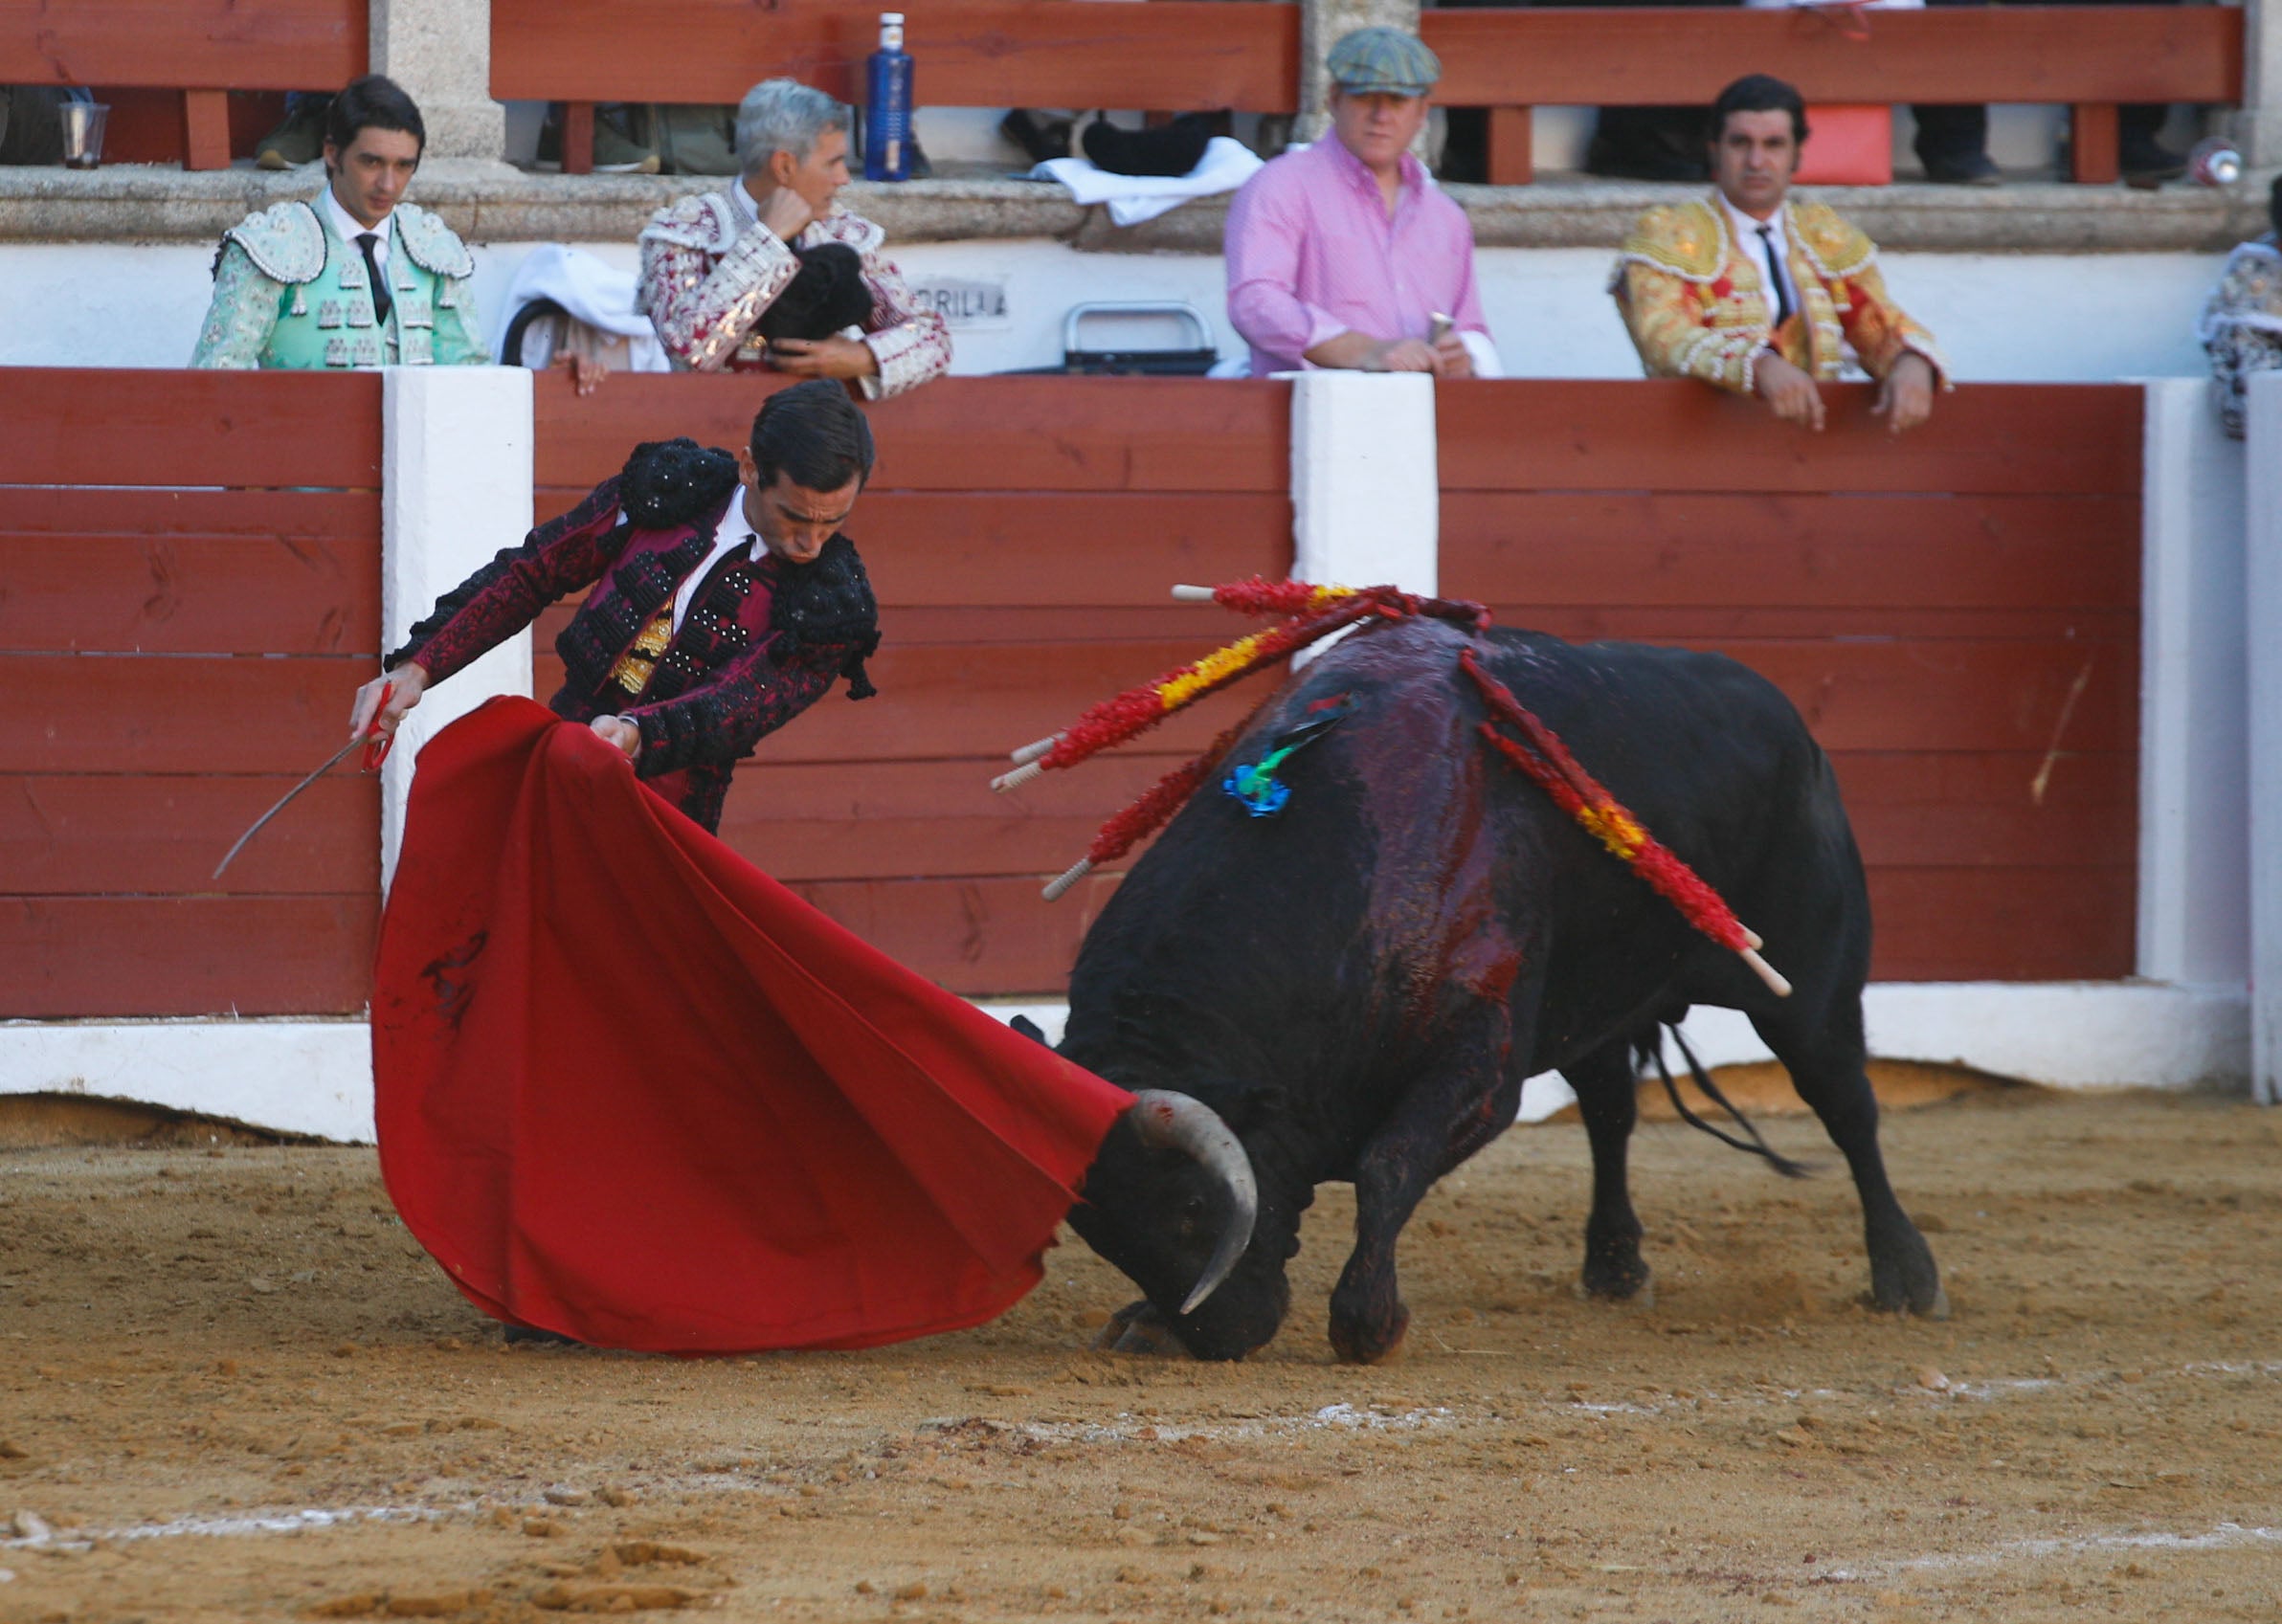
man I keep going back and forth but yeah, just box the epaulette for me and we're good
[1613,199,1724,283]
[392,201,476,279]
[219,199,325,284]
[617,437,741,528]
[771,534,881,699]
[809,205,884,257]
[638,191,740,255]
[1790,199,1877,280]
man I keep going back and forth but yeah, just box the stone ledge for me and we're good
[2,158,2271,254]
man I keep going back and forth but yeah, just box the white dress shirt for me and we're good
[672,495,764,631]
[1719,193,1798,329]
[320,185,393,273]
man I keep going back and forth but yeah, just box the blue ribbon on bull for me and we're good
[1220,696,1354,817]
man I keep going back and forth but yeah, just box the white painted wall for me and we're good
[0,238,2229,385]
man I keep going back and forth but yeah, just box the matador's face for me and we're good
[1712,109,1799,221]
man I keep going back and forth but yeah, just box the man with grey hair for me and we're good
[636,78,950,395]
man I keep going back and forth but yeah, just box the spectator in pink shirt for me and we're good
[1224,27,1500,379]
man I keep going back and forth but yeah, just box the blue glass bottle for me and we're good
[862,12,913,183]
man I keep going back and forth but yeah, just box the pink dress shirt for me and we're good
[1224,136,1494,377]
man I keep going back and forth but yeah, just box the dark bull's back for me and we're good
[1062,616,1937,1362]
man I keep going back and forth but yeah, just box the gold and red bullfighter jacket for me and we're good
[1610,193,1949,395]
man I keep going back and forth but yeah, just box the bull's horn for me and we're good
[1127,1089,1259,1315]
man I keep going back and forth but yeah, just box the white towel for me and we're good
[1033,135,1265,228]
[492,243,670,371]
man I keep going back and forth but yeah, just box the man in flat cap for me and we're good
[1224,27,1499,378]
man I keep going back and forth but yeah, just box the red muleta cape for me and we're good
[373,697,1132,1353]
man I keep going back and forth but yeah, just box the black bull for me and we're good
[1056,616,1946,1362]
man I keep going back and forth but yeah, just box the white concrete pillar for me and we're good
[2137,378,2251,990]
[370,0,505,162]
[1297,0,1422,145]
[380,365,535,891]
[1285,370,1439,596]
[2247,370,2282,1104]
[2239,0,2282,168]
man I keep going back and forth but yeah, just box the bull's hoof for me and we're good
[1328,1305,1410,1366]
[1870,1240,1944,1313]
[1578,1268,1652,1304]
[1090,1301,1187,1357]
[1577,1259,1655,1306]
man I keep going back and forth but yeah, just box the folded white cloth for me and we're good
[1032,135,1265,227]
[492,243,670,371]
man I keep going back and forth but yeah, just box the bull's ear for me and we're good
[1009,1013,1051,1047]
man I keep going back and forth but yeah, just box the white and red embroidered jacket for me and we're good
[635,189,951,399]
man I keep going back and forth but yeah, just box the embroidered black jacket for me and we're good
[388,438,880,834]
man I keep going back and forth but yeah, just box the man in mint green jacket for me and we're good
[191,75,487,369]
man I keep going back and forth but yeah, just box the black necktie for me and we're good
[356,232,393,326]
[1756,224,1793,329]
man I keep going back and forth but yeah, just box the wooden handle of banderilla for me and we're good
[1738,945,1792,998]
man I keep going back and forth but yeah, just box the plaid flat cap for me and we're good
[1326,27,1441,97]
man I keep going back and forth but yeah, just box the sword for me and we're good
[213,684,395,879]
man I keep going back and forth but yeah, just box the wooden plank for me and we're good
[1422,9,2241,108]
[1487,105,1533,187]
[2,774,377,897]
[0,533,379,655]
[1435,380,2141,497]
[563,100,594,178]
[782,873,1120,996]
[1495,605,2135,645]
[1675,637,2133,754]
[1866,867,2132,981]
[180,89,232,170]
[4,655,380,774]
[530,371,1291,494]
[0,897,377,1019]
[1442,493,2138,610]
[1832,747,2132,812]
[0,369,382,490]
[2072,101,2121,187]
[1,488,376,538]
[492,0,1301,112]
[0,1,365,89]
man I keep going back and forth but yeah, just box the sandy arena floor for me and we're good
[1,1081,2277,1623]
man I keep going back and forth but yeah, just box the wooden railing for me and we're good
[0,0,365,170]
[496,1,2237,185]
[1,369,2143,1009]
[492,0,1302,175]
[1427,6,2243,185]
[0,368,384,1017]
[1437,379,2142,982]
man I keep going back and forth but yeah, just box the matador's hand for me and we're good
[351,663,426,741]
[591,715,642,761]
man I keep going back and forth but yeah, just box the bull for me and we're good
[1049,614,1947,1363]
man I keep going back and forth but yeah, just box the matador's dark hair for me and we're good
[325,75,428,159]
[1710,74,1809,148]
[749,379,877,492]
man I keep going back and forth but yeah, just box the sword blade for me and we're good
[212,735,367,879]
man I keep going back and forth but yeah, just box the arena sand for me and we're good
[1,1081,2277,1623]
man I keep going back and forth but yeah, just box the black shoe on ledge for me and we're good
[1921,151,2002,187]
[503,1323,582,1347]
[2119,135,2188,186]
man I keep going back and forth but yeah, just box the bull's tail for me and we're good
[1636,1026,1812,1180]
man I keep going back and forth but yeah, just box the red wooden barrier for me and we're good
[531,371,1294,993]
[1436,378,2141,983]
[1422,6,2242,184]
[0,1,365,171]
[0,368,383,1017]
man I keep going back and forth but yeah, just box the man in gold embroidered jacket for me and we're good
[1611,75,1947,434]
